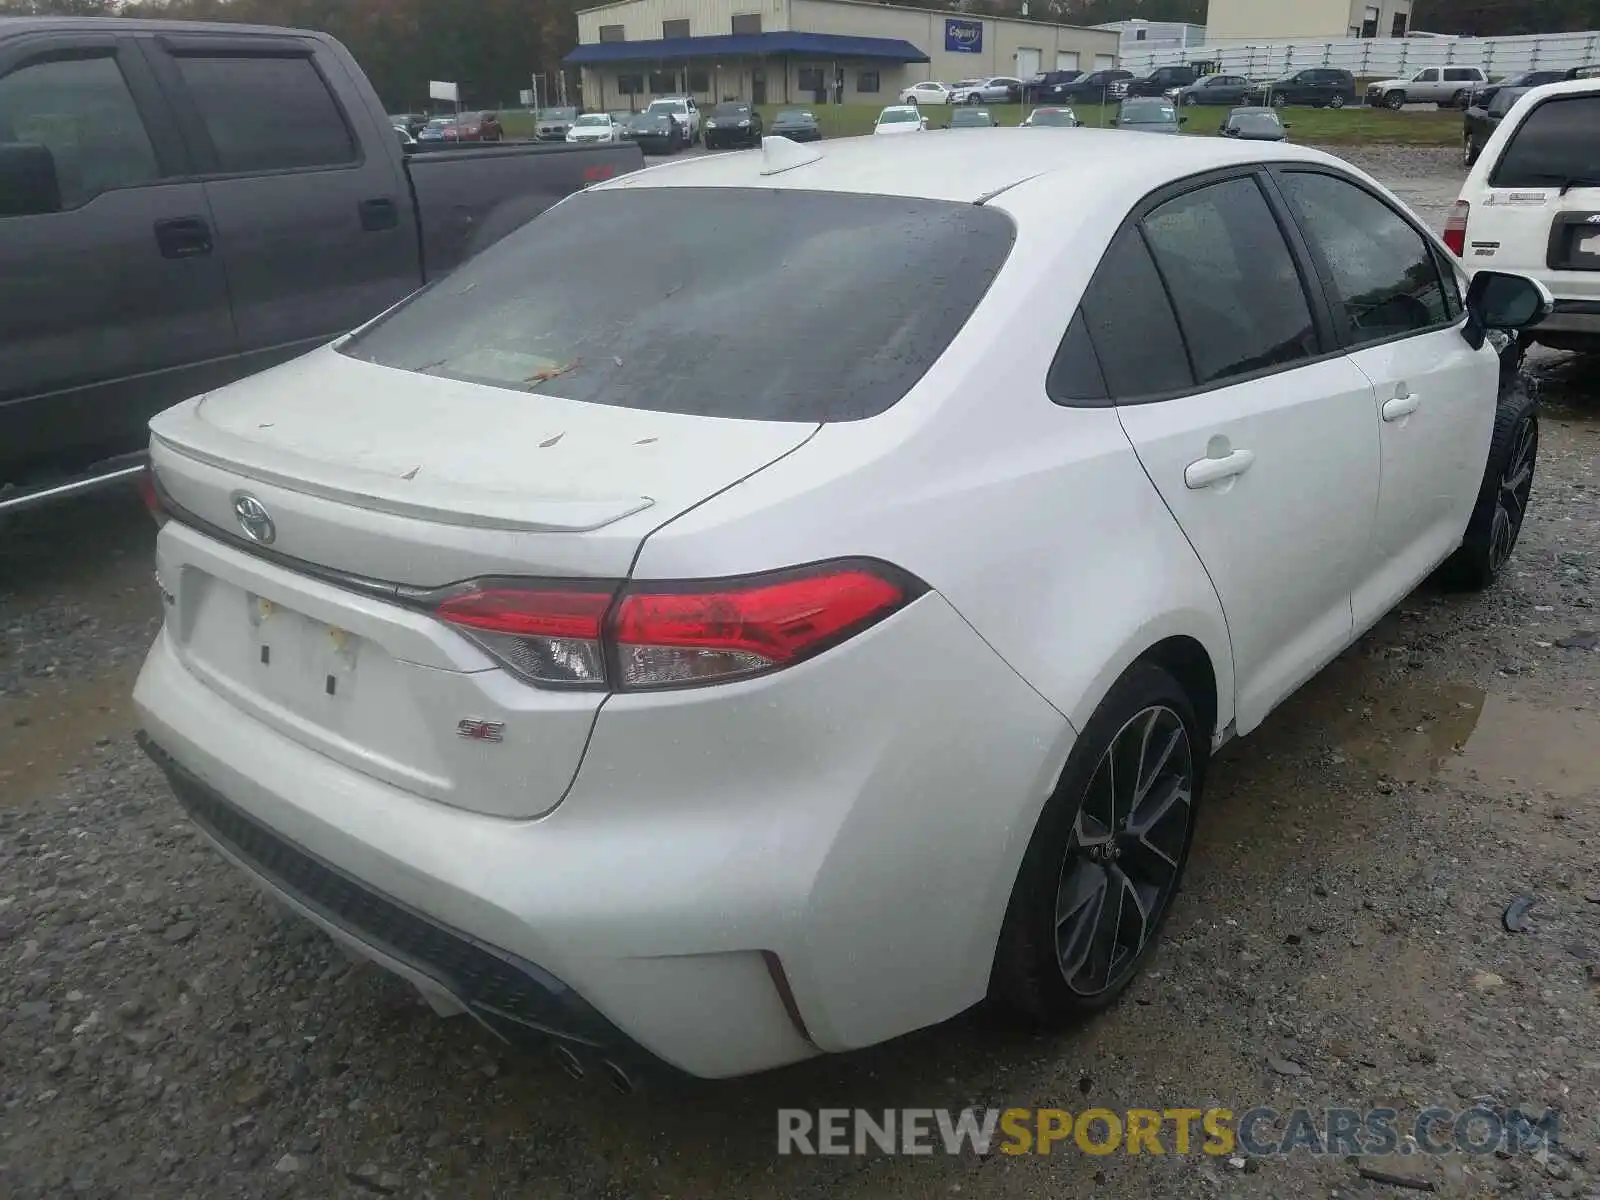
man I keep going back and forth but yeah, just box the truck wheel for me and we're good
[1448,88,1468,107]
[1272,92,1289,108]
[1439,375,1538,592]
[1384,90,1406,110]
[989,661,1206,1026]
[1328,93,1346,109]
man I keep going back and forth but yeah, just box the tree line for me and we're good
[3,0,1598,108]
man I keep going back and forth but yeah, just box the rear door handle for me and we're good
[359,197,399,231]
[1382,392,1421,422]
[154,216,212,259]
[1185,448,1255,489]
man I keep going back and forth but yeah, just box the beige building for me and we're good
[567,0,1120,110]
[1204,0,1412,44]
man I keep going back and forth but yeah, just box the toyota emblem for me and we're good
[232,493,276,545]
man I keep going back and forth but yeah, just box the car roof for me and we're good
[1517,76,1600,101]
[596,128,1352,205]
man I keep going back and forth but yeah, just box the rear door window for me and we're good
[340,188,1016,422]
[172,53,356,174]
[1489,95,1600,188]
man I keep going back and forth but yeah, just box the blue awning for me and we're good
[565,31,929,65]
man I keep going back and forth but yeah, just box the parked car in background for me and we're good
[769,108,821,141]
[948,107,999,129]
[1125,64,1198,98]
[134,129,1552,1085]
[1022,69,1082,104]
[388,112,428,137]
[1367,66,1488,110]
[645,95,701,144]
[1056,68,1133,103]
[1462,70,1566,110]
[0,16,644,514]
[393,125,418,150]
[873,105,927,134]
[1173,74,1254,106]
[704,101,762,149]
[1450,77,1600,354]
[1220,106,1288,141]
[1250,68,1357,109]
[950,76,1022,105]
[455,111,504,142]
[1021,105,1081,127]
[417,116,457,144]
[566,112,624,145]
[1462,86,1529,166]
[1112,97,1185,134]
[625,110,684,154]
[537,106,578,141]
[898,81,952,105]
[608,109,636,137]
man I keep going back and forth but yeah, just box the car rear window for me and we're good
[338,188,1016,422]
[1490,95,1600,187]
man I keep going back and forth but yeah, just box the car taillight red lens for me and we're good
[612,564,913,689]
[433,584,615,687]
[1444,200,1470,257]
[137,465,168,528]
[423,561,922,691]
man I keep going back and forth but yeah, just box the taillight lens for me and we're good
[137,465,168,528]
[1444,200,1469,257]
[433,583,615,687]
[422,560,923,691]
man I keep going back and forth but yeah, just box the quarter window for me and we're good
[1075,227,1194,400]
[1140,177,1318,387]
[0,54,160,211]
[173,54,355,173]
[1278,171,1452,346]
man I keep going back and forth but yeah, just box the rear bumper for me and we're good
[134,587,1073,1078]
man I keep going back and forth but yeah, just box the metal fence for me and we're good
[1121,30,1600,80]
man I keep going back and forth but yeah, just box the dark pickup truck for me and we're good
[0,17,643,513]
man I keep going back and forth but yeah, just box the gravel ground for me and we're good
[3,148,1598,1200]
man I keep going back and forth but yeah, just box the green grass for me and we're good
[502,102,1463,147]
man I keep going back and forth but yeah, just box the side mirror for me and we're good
[1463,271,1554,348]
[0,142,62,217]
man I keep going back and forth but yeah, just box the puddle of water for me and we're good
[1332,679,1600,797]
[0,667,141,805]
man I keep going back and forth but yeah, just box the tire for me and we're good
[1384,90,1406,110]
[989,661,1206,1025]
[1449,88,1468,107]
[966,94,982,105]
[1181,93,1197,106]
[1328,93,1346,109]
[1272,92,1289,109]
[1439,375,1539,592]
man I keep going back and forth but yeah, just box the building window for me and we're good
[686,68,709,92]
[1391,11,1409,36]
[1135,28,1147,40]
[797,67,824,92]
[598,24,625,42]
[648,70,676,92]
[857,70,880,93]
[618,73,643,94]
[663,19,689,38]
[731,13,761,34]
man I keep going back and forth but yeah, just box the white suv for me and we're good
[644,95,699,143]
[136,133,1553,1085]
[1449,77,1600,354]
[1367,65,1488,109]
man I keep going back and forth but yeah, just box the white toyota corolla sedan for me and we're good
[134,131,1552,1087]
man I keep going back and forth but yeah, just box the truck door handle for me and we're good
[154,216,212,259]
[359,197,399,231]
[1382,391,1421,422]
[1185,448,1255,489]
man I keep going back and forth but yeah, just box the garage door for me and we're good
[1056,51,1079,71]
[1016,47,1041,78]
[1094,53,1116,70]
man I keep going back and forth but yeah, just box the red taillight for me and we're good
[1444,200,1470,257]
[423,561,921,691]
[433,583,615,687]
[613,565,910,689]
[137,465,168,527]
